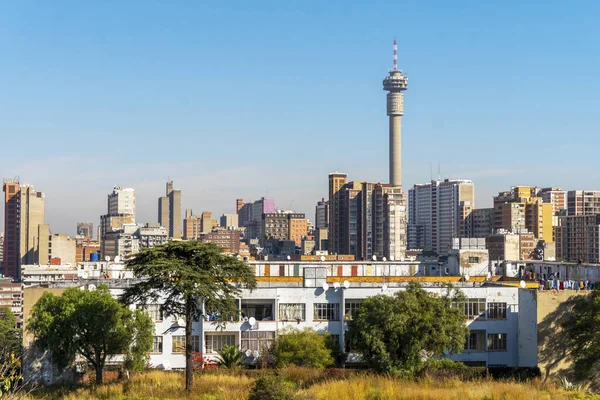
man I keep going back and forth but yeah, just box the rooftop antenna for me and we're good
[429,162,433,181]
[393,37,398,71]
[438,162,441,180]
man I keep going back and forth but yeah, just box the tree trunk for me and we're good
[185,299,193,391]
[95,356,103,385]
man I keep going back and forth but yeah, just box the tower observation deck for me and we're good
[383,39,408,188]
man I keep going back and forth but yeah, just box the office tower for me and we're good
[288,214,307,246]
[236,199,244,213]
[328,173,348,255]
[382,38,408,188]
[467,208,494,238]
[0,232,3,267]
[408,179,474,255]
[76,222,94,239]
[220,214,239,229]
[567,190,600,216]
[183,213,201,240]
[200,212,218,234]
[19,185,46,266]
[158,181,182,239]
[2,180,19,278]
[101,186,137,259]
[493,186,553,243]
[239,198,276,241]
[315,198,329,229]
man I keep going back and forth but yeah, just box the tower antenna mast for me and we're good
[393,37,398,71]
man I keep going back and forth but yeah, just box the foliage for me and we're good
[0,352,30,398]
[216,345,244,369]
[121,240,257,391]
[123,309,154,373]
[27,285,153,384]
[348,282,469,374]
[249,374,295,400]
[271,328,335,369]
[561,287,600,384]
[0,309,21,360]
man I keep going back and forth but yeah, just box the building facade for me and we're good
[76,222,94,240]
[567,190,600,216]
[158,181,182,239]
[220,214,239,230]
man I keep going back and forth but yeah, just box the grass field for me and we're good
[26,369,600,400]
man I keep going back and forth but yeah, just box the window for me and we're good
[488,302,507,319]
[205,334,235,353]
[468,256,480,263]
[313,303,340,321]
[241,331,275,353]
[172,336,185,354]
[344,300,363,321]
[461,298,486,320]
[487,333,507,351]
[137,304,163,321]
[152,336,163,353]
[241,302,273,321]
[279,303,305,321]
[464,330,485,351]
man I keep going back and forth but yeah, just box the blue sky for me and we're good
[1,1,600,235]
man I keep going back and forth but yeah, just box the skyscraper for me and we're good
[2,179,20,278]
[101,186,137,259]
[328,173,347,255]
[382,38,408,188]
[158,181,182,239]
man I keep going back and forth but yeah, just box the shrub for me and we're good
[271,328,334,369]
[249,374,295,400]
[216,345,244,369]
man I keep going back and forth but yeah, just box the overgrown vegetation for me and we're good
[270,328,335,369]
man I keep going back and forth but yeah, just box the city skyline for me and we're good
[2,1,600,234]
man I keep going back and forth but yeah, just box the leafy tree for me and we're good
[216,344,244,369]
[124,309,155,373]
[562,286,600,384]
[0,309,21,359]
[271,328,335,369]
[348,283,468,374]
[120,240,257,391]
[28,285,153,384]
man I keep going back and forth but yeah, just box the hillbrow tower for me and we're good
[383,38,408,188]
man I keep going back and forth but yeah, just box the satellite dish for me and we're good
[390,255,395,261]
[79,286,85,291]
[161,361,171,371]
[382,257,387,262]
[248,317,256,326]
[114,256,120,263]
[487,272,492,281]
[464,274,470,281]
[245,349,252,357]
[177,318,185,327]
[286,255,291,260]
[104,256,111,262]
[382,284,388,291]
[320,256,326,262]
[372,255,377,261]
[519,280,526,289]
[88,284,96,291]
[333,282,341,290]
[343,280,350,289]
[82,271,89,279]
[322,282,329,291]
[252,350,259,358]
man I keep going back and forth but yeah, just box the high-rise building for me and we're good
[19,185,46,266]
[315,198,329,230]
[328,173,347,255]
[158,181,182,239]
[220,214,239,229]
[238,198,276,241]
[466,208,494,238]
[408,179,474,255]
[382,38,408,188]
[108,186,136,218]
[288,214,307,246]
[3,179,20,278]
[100,186,137,259]
[539,188,566,215]
[76,222,94,239]
[556,214,600,263]
[493,186,553,243]
[567,190,600,216]
[0,232,4,268]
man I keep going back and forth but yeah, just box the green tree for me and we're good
[120,240,257,391]
[28,285,153,384]
[271,328,335,369]
[348,283,468,374]
[124,309,154,373]
[215,344,244,369]
[562,286,600,384]
[0,309,21,359]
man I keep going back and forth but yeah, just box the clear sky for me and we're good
[1,1,600,235]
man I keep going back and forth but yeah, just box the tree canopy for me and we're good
[0,309,21,359]
[28,285,153,384]
[120,240,257,391]
[271,328,335,369]
[562,286,600,385]
[348,283,468,374]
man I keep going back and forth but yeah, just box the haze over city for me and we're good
[2,1,600,234]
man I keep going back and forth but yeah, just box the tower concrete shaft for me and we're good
[383,69,407,188]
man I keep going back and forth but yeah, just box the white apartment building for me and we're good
[107,186,136,219]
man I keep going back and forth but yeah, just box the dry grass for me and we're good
[26,370,599,400]
[305,375,595,400]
